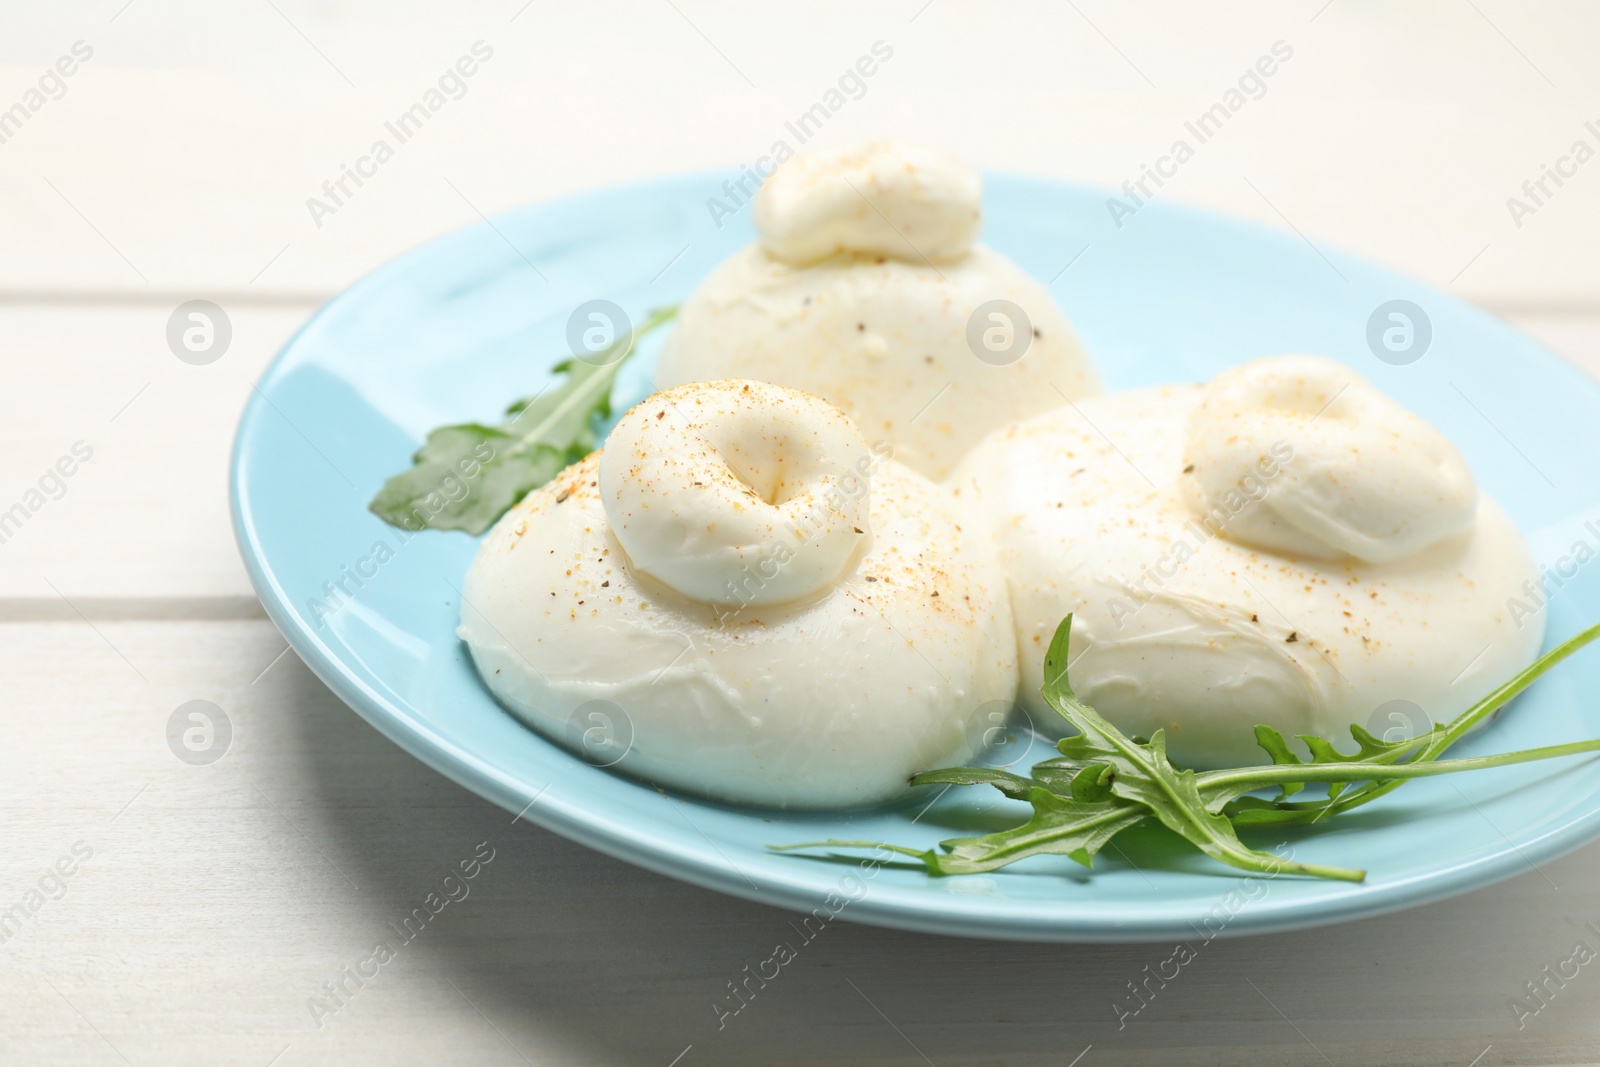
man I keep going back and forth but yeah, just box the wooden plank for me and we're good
[0,618,1597,1065]
[1,2,1599,304]
[0,305,305,600]
[3,306,1598,604]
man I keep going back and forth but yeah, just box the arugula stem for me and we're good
[1266,621,1600,823]
[1432,621,1600,750]
[768,840,927,859]
[770,804,1139,868]
[1203,737,1600,791]
[509,304,679,452]
[1268,859,1367,882]
[949,807,1140,866]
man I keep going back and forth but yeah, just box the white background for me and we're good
[2,1,1600,1064]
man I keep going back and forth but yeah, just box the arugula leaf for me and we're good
[933,788,1148,874]
[909,766,1036,801]
[367,423,564,534]
[777,619,1362,882]
[1219,619,1600,826]
[1038,617,1365,882]
[772,615,1600,886]
[1021,757,1113,800]
[369,304,678,534]
[1233,722,1436,805]
[771,788,1148,876]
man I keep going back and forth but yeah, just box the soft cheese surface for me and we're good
[656,140,1100,480]
[952,360,1544,767]
[460,380,1019,808]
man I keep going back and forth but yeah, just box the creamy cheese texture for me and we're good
[598,381,872,607]
[459,379,1019,808]
[753,140,983,266]
[951,357,1545,767]
[655,139,1101,480]
[1183,356,1479,564]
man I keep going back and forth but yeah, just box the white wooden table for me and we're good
[5,2,1600,1063]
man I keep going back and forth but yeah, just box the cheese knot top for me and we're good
[598,379,872,607]
[753,140,982,266]
[1182,356,1478,565]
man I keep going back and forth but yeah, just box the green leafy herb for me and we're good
[771,788,1149,875]
[905,766,1038,801]
[1217,618,1600,826]
[774,615,1600,883]
[1037,620,1367,881]
[369,305,678,534]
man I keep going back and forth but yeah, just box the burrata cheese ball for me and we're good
[655,140,1101,480]
[458,379,1019,808]
[951,355,1544,767]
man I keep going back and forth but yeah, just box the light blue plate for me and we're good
[231,171,1600,942]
